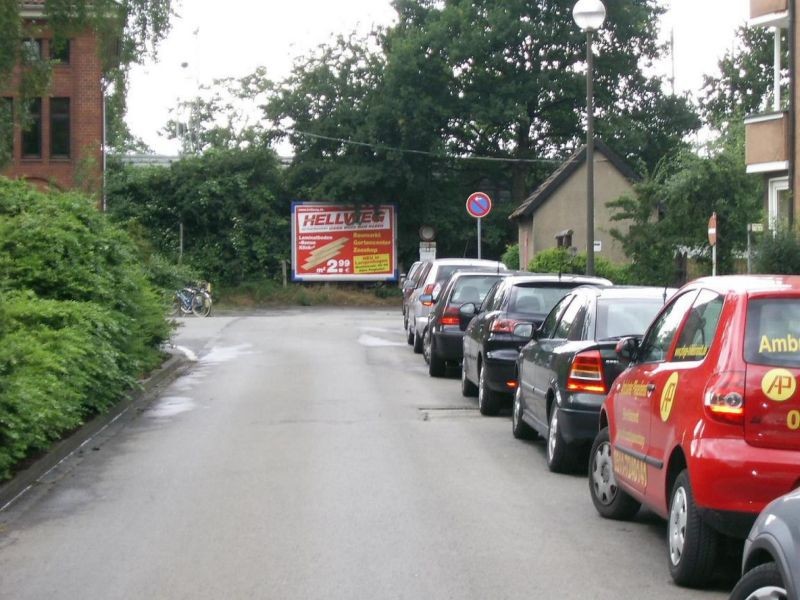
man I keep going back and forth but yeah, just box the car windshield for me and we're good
[509,284,577,315]
[450,275,503,305]
[595,297,665,340]
[744,298,800,367]
[437,264,498,283]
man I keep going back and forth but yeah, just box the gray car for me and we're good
[730,488,800,600]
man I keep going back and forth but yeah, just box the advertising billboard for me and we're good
[291,202,398,282]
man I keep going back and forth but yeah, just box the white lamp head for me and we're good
[573,0,606,32]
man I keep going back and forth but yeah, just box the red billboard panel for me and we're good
[291,202,398,282]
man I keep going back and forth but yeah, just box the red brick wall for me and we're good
[1,24,104,202]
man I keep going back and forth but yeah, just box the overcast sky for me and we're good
[126,0,752,155]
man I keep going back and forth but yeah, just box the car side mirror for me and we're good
[513,323,534,339]
[615,336,640,361]
[420,293,434,305]
[459,302,477,330]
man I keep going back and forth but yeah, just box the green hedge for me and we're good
[0,179,170,479]
[527,248,631,283]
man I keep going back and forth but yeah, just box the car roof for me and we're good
[501,273,613,286]
[428,258,506,267]
[684,275,800,296]
[446,270,510,282]
[574,285,677,300]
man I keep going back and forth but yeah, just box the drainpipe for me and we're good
[790,0,796,225]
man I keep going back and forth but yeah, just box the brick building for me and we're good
[2,1,105,202]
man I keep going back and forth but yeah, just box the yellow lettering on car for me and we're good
[660,373,679,422]
[762,369,797,402]
[788,410,800,431]
[612,448,648,487]
[760,334,800,353]
[674,345,708,359]
[619,380,649,397]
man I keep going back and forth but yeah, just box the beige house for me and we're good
[745,0,794,228]
[510,140,638,268]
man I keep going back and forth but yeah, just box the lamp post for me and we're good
[573,0,606,276]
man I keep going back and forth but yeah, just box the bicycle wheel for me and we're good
[192,292,212,317]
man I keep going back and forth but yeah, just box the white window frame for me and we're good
[768,176,790,231]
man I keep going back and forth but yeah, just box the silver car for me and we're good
[730,488,800,600]
[406,258,507,353]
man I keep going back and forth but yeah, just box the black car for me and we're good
[461,274,612,416]
[423,271,510,377]
[512,285,673,472]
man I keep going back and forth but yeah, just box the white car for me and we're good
[406,258,507,353]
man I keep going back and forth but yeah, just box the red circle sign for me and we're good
[708,212,717,247]
[466,192,492,218]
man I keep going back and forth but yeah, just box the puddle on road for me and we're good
[144,396,196,419]
[358,333,406,347]
[418,407,480,421]
[200,344,254,364]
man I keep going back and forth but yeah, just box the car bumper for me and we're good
[557,392,605,444]
[483,349,522,394]
[691,438,800,535]
[432,329,464,361]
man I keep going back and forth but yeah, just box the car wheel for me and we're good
[407,322,414,345]
[729,563,787,600]
[412,327,424,354]
[588,427,640,520]
[478,363,500,416]
[512,386,537,440]
[546,405,573,473]
[461,364,478,397]
[668,470,719,587]
[428,336,446,377]
[422,328,431,364]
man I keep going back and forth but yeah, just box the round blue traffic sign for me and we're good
[466,192,492,219]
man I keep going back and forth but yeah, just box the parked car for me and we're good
[422,271,510,377]
[512,286,673,472]
[588,275,800,588]
[461,273,611,415]
[406,258,507,353]
[730,487,799,600]
[401,261,426,329]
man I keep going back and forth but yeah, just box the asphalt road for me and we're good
[0,308,734,599]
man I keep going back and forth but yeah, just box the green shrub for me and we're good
[0,179,170,479]
[527,248,631,283]
[754,228,800,274]
[501,243,520,270]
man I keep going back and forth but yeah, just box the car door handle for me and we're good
[646,383,656,395]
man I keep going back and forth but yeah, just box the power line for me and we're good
[280,127,565,165]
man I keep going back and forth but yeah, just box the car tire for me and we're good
[668,470,719,587]
[512,386,537,440]
[412,328,424,354]
[461,364,478,397]
[588,427,640,520]
[407,322,414,345]
[546,405,573,473]
[478,363,500,416]
[428,335,445,377]
[729,563,786,600]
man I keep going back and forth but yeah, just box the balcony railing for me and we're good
[745,111,790,174]
[750,0,789,26]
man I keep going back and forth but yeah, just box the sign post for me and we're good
[466,192,493,259]
[747,222,764,274]
[708,212,717,277]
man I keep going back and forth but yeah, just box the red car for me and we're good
[588,275,800,588]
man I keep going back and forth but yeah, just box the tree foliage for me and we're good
[107,147,289,285]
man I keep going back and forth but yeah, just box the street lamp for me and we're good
[573,0,606,276]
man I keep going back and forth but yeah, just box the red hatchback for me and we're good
[588,276,800,587]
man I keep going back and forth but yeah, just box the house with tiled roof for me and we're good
[3,1,110,202]
[509,140,639,268]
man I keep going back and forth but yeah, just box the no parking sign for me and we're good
[466,192,492,259]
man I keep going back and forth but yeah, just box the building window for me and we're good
[0,97,12,157]
[50,97,70,158]
[49,39,70,64]
[555,229,573,249]
[21,98,41,158]
[21,38,42,62]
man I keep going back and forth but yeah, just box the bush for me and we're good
[501,243,520,270]
[754,228,800,274]
[0,179,170,479]
[527,248,631,283]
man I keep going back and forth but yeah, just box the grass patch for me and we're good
[217,280,402,308]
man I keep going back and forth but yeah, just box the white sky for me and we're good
[126,0,752,155]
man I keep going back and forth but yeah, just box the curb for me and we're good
[0,349,189,512]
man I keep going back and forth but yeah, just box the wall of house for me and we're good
[529,156,633,265]
[794,4,800,216]
[1,27,103,199]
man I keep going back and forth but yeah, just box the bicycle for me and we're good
[170,281,213,317]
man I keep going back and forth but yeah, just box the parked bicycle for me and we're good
[171,281,212,317]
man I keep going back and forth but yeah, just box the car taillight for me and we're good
[441,305,460,326]
[491,318,519,333]
[566,350,607,394]
[703,371,745,426]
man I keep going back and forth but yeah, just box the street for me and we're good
[0,308,733,599]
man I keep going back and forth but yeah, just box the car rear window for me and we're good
[745,298,800,367]
[450,276,503,305]
[595,298,665,340]
[436,264,498,283]
[509,284,578,315]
